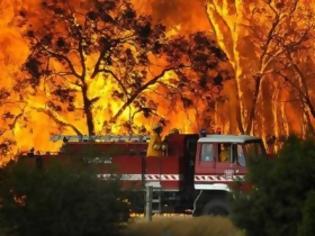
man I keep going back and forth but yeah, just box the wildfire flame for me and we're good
[0,0,314,164]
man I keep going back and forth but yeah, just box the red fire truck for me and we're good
[23,133,265,215]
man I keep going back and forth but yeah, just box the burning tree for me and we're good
[206,0,315,140]
[15,0,230,137]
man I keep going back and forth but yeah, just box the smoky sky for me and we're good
[133,0,210,33]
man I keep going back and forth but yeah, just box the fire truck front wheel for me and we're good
[202,199,230,216]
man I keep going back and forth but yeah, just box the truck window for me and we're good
[201,143,215,162]
[219,143,231,162]
[234,142,264,167]
[236,145,246,167]
[243,142,264,157]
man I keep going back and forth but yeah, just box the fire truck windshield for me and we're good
[200,141,264,165]
[242,142,264,157]
[234,142,263,167]
[235,141,264,166]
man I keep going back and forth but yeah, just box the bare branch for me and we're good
[260,1,280,67]
[8,106,27,135]
[91,50,106,78]
[78,36,87,79]
[111,67,179,121]
[31,106,83,135]
[287,55,315,117]
[51,72,83,88]
[97,68,129,97]
[90,96,100,105]
[41,47,81,79]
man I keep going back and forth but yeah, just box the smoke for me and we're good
[133,0,210,33]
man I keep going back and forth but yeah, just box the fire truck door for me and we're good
[215,143,235,179]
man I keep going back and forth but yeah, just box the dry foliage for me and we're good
[124,215,244,236]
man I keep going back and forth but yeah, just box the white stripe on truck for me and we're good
[194,174,244,182]
[97,174,182,181]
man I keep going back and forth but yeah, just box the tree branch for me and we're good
[78,36,87,79]
[260,1,280,67]
[286,54,315,117]
[51,72,83,88]
[111,67,178,121]
[91,50,106,78]
[41,47,81,79]
[32,106,83,135]
[97,68,129,96]
[91,35,135,79]
[8,106,27,135]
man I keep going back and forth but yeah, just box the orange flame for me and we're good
[0,0,314,165]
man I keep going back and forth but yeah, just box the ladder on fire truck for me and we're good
[151,187,162,214]
[145,186,162,220]
[50,134,149,143]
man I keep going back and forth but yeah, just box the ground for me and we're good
[123,214,244,236]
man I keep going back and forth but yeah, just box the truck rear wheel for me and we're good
[202,199,229,216]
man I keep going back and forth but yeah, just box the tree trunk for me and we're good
[206,2,246,134]
[288,55,315,133]
[280,99,289,137]
[234,75,245,134]
[272,83,280,152]
[245,75,263,134]
[82,85,95,135]
[291,59,315,119]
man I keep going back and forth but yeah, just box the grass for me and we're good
[123,215,244,236]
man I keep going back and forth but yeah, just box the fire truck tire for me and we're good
[202,199,230,216]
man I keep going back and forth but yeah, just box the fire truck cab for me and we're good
[193,135,264,215]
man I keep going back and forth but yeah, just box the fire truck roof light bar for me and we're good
[50,135,149,143]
